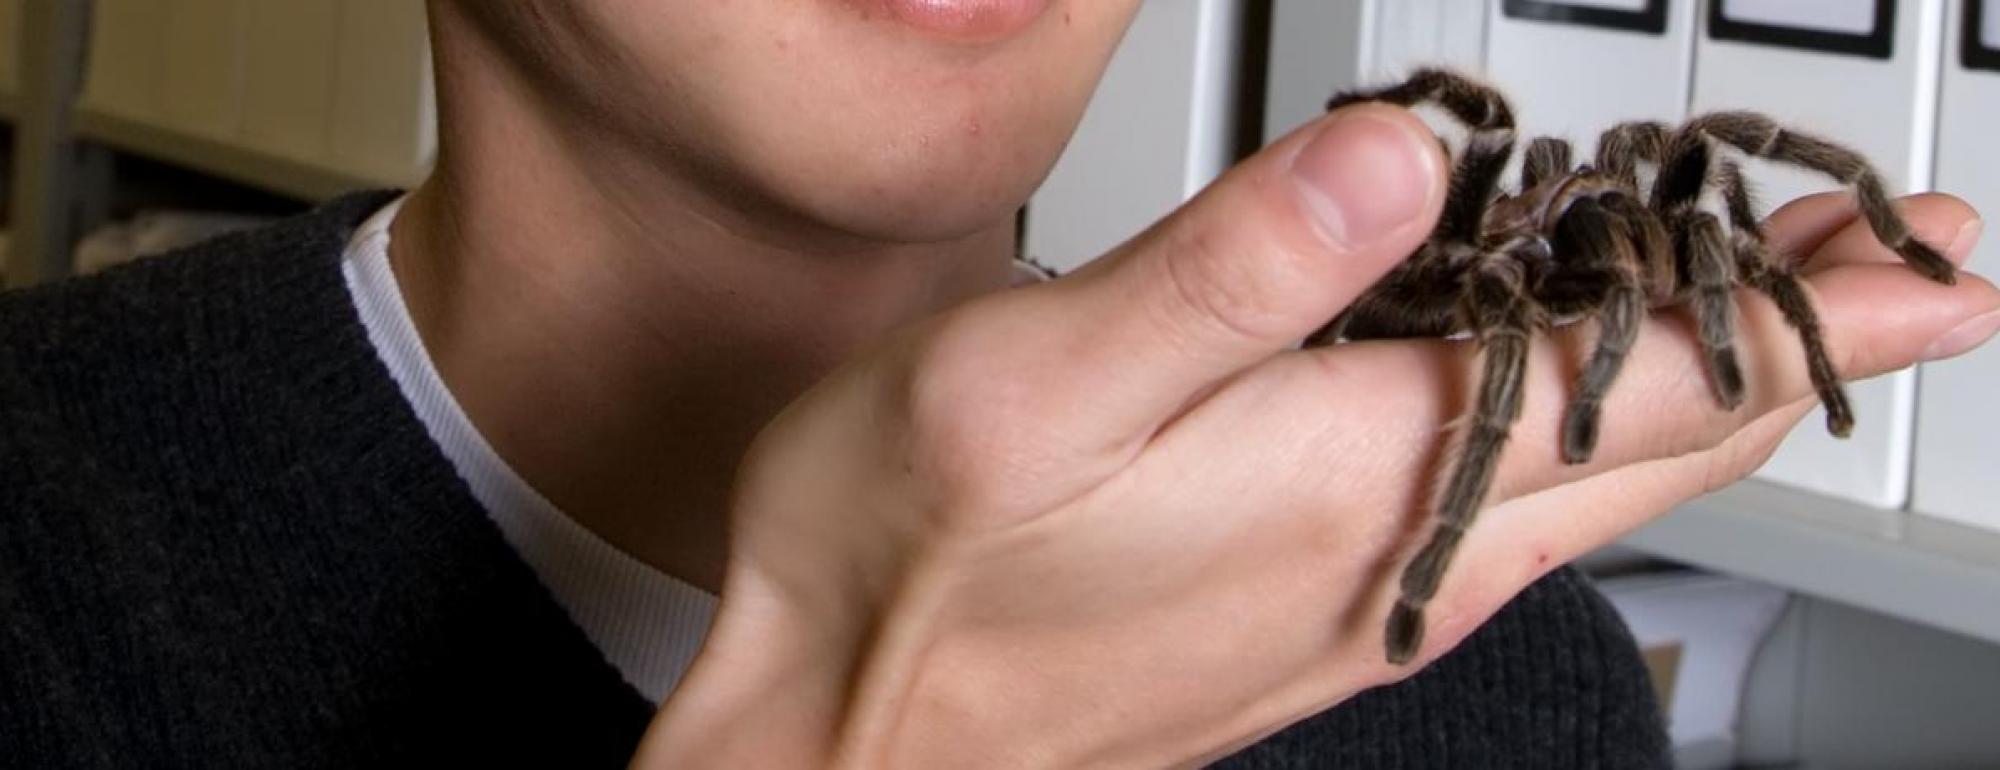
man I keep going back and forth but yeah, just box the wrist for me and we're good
[635,550,1086,769]
[631,552,944,768]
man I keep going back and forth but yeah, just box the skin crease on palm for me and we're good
[387,1,1997,767]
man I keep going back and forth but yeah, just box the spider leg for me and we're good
[1328,68,1517,244]
[1386,251,1540,664]
[1666,112,1956,284]
[1595,121,1671,190]
[1672,210,1750,410]
[1545,195,1656,464]
[1522,136,1575,190]
[1326,68,1515,132]
[1312,248,1467,345]
[1318,70,1519,348]
[1716,160,1763,235]
[1713,165,1852,433]
[1735,234,1855,437]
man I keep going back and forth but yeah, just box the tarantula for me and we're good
[1307,69,1957,665]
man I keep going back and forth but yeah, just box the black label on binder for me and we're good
[1709,0,1895,59]
[1969,0,2000,71]
[1503,0,1670,36]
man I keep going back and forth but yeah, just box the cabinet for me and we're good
[1691,0,1948,509]
[1485,0,1698,157]
[78,0,434,200]
[0,0,21,114]
[1913,0,2000,534]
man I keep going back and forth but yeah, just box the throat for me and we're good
[388,178,1021,592]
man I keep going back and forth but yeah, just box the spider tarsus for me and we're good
[1561,403,1600,465]
[1896,238,1959,286]
[1324,92,1370,113]
[1826,393,1857,438]
[1385,601,1424,665]
[1709,352,1747,411]
[1745,264,1856,436]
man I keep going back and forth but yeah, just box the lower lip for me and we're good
[878,0,1051,42]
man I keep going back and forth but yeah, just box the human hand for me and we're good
[630,102,1996,768]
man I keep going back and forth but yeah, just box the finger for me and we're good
[964,103,1446,450]
[1219,397,1819,700]
[1492,260,2000,495]
[1164,256,2000,530]
[1762,190,1870,260]
[1408,396,1817,664]
[1235,398,1818,702]
[1794,192,1981,274]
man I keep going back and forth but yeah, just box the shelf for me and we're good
[1622,479,2000,646]
[73,107,408,202]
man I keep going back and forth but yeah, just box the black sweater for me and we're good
[0,193,1667,768]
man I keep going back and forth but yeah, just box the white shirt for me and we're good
[340,196,1056,704]
[341,197,717,704]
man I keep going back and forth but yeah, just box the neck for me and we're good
[391,29,1016,592]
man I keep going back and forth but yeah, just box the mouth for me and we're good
[875,0,1052,43]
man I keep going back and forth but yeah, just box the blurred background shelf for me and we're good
[3,0,433,286]
[1627,479,2000,647]
[73,106,393,203]
[76,0,435,195]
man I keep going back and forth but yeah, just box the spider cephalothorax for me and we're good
[1309,69,1957,665]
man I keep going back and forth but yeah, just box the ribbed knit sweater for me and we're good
[0,192,1668,768]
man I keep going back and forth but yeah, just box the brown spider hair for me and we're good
[1312,68,1955,665]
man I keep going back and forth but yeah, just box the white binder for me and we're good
[1914,0,2000,533]
[1485,0,1699,158]
[1691,0,1948,510]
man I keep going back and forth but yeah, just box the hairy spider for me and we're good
[1307,68,1957,665]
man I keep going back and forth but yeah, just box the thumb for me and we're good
[1016,102,1447,447]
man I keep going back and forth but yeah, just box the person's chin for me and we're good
[785,182,1022,246]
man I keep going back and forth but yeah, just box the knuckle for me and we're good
[896,318,1054,502]
[1156,221,1314,348]
[1699,439,1742,495]
[901,326,1008,461]
[1829,334,1868,382]
[1702,431,1773,494]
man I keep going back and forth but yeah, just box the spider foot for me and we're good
[1561,400,1602,465]
[1707,349,1747,412]
[1385,600,1424,665]
[1897,238,1959,286]
[1824,390,1856,438]
[1325,91,1377,113]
